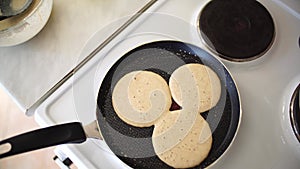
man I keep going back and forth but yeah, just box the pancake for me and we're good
[153,111,212,168]
[169,63,221,112]
[112,71,172,127]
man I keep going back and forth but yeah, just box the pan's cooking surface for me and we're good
[96,41,240,168]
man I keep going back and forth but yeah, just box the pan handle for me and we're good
[0,122,86,159]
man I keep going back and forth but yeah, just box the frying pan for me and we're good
[0,41,241,168]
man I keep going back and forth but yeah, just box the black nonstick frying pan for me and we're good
[0,41,241,168]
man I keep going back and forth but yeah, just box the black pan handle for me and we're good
[0,122,87,159]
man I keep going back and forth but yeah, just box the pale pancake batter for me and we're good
[112,71,171,127]
[169,63,221,112]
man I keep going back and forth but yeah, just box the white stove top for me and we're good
[35,0,300,168]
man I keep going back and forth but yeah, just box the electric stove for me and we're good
[34,0,300,168]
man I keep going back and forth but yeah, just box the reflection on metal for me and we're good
[0,0,38,30]
[84,120,103,140]
[0,0,33,20]
[0,143,12,155]
[290,84,300,142]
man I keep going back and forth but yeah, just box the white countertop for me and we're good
[0,0,149,114]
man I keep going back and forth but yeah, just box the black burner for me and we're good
[199,0,275,61]
[291,84,300,142]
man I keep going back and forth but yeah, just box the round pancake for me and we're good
[112,71,172,127]
[153,110,212,168]
[169,63,221,112]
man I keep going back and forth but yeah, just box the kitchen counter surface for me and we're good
[0,0,149,115]
[0,86,60,169]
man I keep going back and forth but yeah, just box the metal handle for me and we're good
[0,122,86,159]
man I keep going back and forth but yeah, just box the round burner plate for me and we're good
[199,0,275,62]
